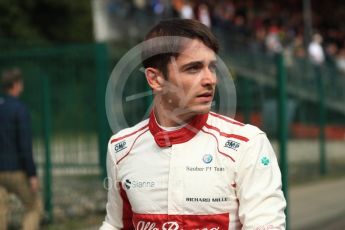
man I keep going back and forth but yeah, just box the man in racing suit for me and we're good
[100,19,286,230]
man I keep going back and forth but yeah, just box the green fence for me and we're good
[0,43,110,222]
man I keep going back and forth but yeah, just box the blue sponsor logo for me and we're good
[203,154,213,164]
[224,140,240,151]
[115,141,127,153]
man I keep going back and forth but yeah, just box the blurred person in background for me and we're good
[196,3,211,28]
[308,34,326,95]
[265,22,283,55]
[100,19,286,230]
[308,33,325,66]
[180,0,194,19]
[336,48,345,75]
[0,68,42,230]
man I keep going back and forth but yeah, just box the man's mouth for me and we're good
[197,92,213,97]
[196,92,213,102]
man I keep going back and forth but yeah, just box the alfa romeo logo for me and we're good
[105,36,237,133]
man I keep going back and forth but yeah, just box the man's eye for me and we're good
[187,67,200,73]
[209,64,217,72]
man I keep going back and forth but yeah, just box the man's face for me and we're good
[159,39,217,117]
[8,80,23,97]
[15,81,23,96]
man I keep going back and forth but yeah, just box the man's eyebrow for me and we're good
[180,60,217,70]
[209,60,217,65]
[180,61,203,70]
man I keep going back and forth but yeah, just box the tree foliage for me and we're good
[0,0,93,42]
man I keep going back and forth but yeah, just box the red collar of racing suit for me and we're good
[148,111,209,147]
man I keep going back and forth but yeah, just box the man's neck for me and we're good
[153,105,195,127]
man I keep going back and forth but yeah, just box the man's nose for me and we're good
[201,68,217,86]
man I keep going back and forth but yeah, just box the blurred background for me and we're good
[0,0,344,229]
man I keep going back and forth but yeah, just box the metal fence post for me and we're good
[42,75,53,222]
[276,53,289,229]
[315,65,327,175]
[96,43,109,180]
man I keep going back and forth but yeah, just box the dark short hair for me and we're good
[1,68,22,92]
[141,19,219,78]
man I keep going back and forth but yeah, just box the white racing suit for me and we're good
[100,112,286,230]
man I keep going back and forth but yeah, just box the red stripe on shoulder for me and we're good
[210,112,244,126]
[111,124,149,143]
[116,128,149,165]
[204,123,249,142]
[201,129,235,162]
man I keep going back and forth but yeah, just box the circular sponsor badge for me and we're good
[203,154,213,164]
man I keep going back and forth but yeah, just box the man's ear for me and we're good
[145,68,165,92]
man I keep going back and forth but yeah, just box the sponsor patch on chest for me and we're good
[224,140,240,151]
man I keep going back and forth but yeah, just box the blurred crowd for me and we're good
[118,0,345,73]
[171,0,345,73]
